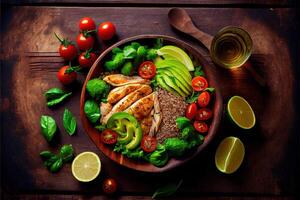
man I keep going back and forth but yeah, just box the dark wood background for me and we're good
[1,0,299,199]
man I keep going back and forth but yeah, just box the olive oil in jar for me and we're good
[210,26,253,69]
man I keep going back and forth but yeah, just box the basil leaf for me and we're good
[59,144,74,163]
[152,179,183,199]
[40,151,55,159]
[63,109,77,136]
[44,88,65,100]
[40,115,57,142]
[205,87,215,93]
[44,154,59,168]
[194,66,205,77]
[84,100,100,124]
[50,157,63,173]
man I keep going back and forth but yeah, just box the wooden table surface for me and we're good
[1,1,299,199]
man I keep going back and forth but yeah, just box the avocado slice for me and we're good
[158,72,187,97]
[117,120,134,144]
[155,59,192,80]
[156,75,179,96]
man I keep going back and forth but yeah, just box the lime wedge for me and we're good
[71,152,101,182]
[215,136,245,174]
[157,45,194,71]
[227,96,256,129]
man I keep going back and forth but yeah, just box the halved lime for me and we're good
[157,45,194,71]
[71,152,101,182]
[227,96,256,129]
[215,136,245,174]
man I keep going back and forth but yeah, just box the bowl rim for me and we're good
[80,34,223,173]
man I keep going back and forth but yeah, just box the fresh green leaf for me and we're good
[65,66,81,74]
[40,151,55,159]
[84,100,101,124]
[194,66,205,77]
[175,117,191,130]
[95,124,107,132]
[59,144,74,163]
[164,138,188,157]
[40,115,57,142]
[154,38,163,49]
[186,91,200,104]
[112,47,122,54]
[152,179,183,199]
[44,88,72,107]
[44,154,60,168]
[131,42,141,50]
[105,53,125,71]
[121,61,133,76]
[50,157,63,173]
[149,144,169,167]
[86,79,110,101]
[63,109,77,136]
[137,46,147,57]
[146,49,157,60]
[123,46,137,59]
[205,87,215,93]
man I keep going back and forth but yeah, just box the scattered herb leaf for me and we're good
[205,87,215,93]
[44,88,72,107]
[40,115,57,142]
[194,66,205,77]
[63,108,77,136]
[152,179,183,199]
[84,100,101,124]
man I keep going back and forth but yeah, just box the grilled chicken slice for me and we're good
[125,92,155,120]
[102,85,152,123]
[107,84,144,104]
[103,74,150,86]
[140,111,153,135]
[100,102,112,123]
[149,92,162,137]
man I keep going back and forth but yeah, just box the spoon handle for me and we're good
[189,29,213,51]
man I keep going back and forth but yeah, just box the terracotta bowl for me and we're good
[80,35,223,173]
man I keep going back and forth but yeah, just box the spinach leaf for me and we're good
[44,88,72,107]
[40,115,57,142]
[175,117,191,130]
[84,100,101,124]
[123,46,137,59]
[59,144,74,163]
[152,179,183,199]
[50,157,63,173]
[194,66,205,77]
[63,109,77,136]
[205,87,215,93]
[186,91,200,104]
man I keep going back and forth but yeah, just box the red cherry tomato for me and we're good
[57,66,77,85]
[185,103,198,120]
[54,33,78,61]
[98,22,116,41]
[76,33,95,51]
[78,51,97,68]
[198,91,211,107]
[191,76,208,91]
[79,17,96,31]
[100,129,117,145]
[194,121,209,133]
[195,108,213,121]
[138,61,156,79]
[141,135,157,153]
[102,178,117,194]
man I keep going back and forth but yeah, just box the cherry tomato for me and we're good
[102,178,117,194]
[79,17,96,31]
[141,135,157,153]
[100,129,117,145]
[98,22,116,41]
[195,108,213,121]
[194,121,209,133]
[76,33,95,51]
[138,61,156,79]
[185,103,198,120]
[78,51,97,68]
[191,76,208,91]
[198,91,211,107]
[57,66,77,85]
[54,33,77,60]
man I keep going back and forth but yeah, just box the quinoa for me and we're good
[156,88,188,143]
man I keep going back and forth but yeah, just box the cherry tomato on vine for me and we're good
[141,135,157,153]
[102,178,118,194]
[138,61,156,79]
[76,33,95,51]
[197,91,211,107]
[185,103,198,120]
[98,22,116,41]
[195,108,213,121]
[57,65,77,85]
[194,121,209,133]
[54,32,77,61]
[78,50,97,68]
[100,129,117,145]
[79,17,96,31]
[191,76,208,92]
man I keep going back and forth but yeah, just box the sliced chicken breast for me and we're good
[103,74,150,86]
[140,111,153,135]
[149,92,162,137]
[102,85,152,123]
[100,102,112,123]
[107,84,144,104]
[125,92,155,120]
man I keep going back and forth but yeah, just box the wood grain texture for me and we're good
[0,5,298,198]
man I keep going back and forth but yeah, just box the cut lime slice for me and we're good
[71,152,101,182]
[227,96,256,129]
[157,45,194,71]
[215,136,245,174]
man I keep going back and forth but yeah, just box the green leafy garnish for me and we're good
[84,100,100,124]
[186,91,200,103]
[63,108,77,136]
[205,87,215,93]
[44,88,72,107]
[194,66,205,77]
[95,124,107,132]
[175,117,191,130]
[59,144,74,163]
[152,179,183,199]
[40,115,57,142]
[86,79,110,101]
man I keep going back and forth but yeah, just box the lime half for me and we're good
[227,96,256,129]
[215,136,245,174]
[71,152,101,182]
[157,45,194,71]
